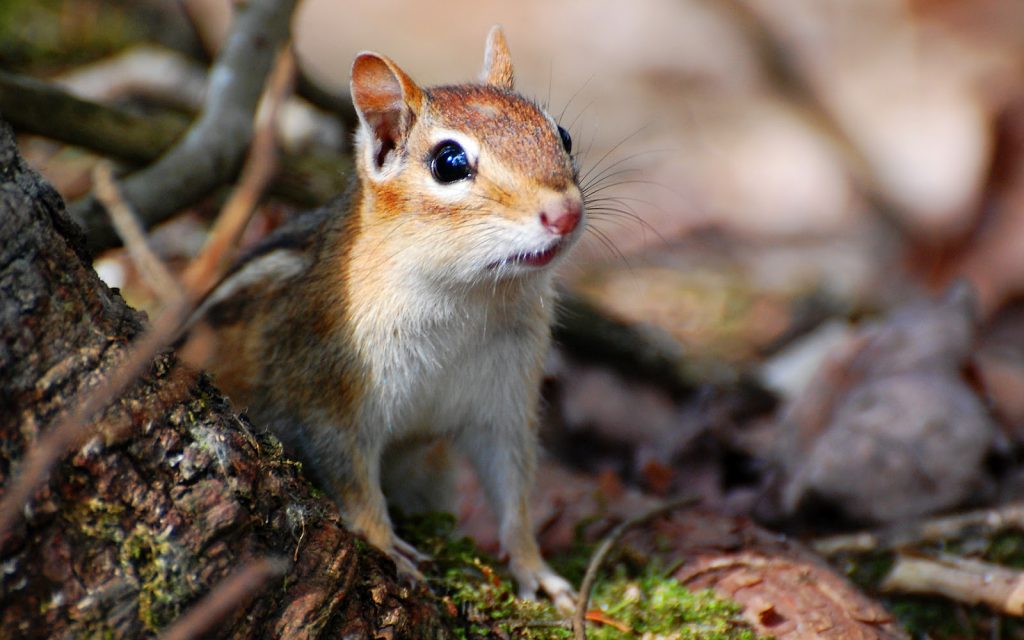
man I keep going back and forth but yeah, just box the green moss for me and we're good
[587,566,760,640]
[120,525,200,632]
[398,513,568,639]
[887,596,979,639]
[352,536,371,554]
[78,626,118,640]
[397,514,763,640]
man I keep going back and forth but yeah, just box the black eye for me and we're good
[557,125,572,154]
[430,141,472,183]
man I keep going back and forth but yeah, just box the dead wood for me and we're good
[0,70,189,164]
[555,290,773,404]
[0,70,352,224]
[66,0,299,256]
[813,500,1024,556]
[880,553,1024,617]
[0,119,445,638]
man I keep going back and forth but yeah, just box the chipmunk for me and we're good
[198,27,582,611]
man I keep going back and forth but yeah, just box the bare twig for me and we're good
[69,0,300,255]
[812,501,1024,556]
[0,70,189,164]
[181,47,295,295]
[159,557,290,640]
[93,161,184,304]
[572,496,699,640]
[0,70,350,209]
[881,553,1024,616]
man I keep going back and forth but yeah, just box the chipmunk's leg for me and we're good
[456,421,577,613]
[318,430,427,579]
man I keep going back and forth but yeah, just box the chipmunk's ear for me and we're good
[480,25,514,90]
[351,53,425,170]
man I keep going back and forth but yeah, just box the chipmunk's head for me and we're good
[349,26,583,286]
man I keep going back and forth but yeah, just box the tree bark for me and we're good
[0,121,445,637]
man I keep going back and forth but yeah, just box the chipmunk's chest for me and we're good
[350,281,552,434]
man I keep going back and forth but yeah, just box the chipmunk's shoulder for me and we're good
[202,198,348,326]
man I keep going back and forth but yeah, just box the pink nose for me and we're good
[539,200,582,236]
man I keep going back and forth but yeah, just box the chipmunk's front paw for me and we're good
[394,534,431,564]
[390,551,425,582]
[513,564,577,615]
[388,534,431,582]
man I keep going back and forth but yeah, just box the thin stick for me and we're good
[159,557,289,640]
[181,47,295,295]
[70,0,300,255]
[572,496,699,640]
[93,161,184,304]
[813,501,1024,556]
[881,553,1024,616]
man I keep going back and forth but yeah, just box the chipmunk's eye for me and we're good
[557,125,572,154]
[430,141,473,183]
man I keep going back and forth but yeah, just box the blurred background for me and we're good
[8,0,1024,315]
[6,0,1024,632]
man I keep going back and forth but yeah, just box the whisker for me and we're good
[583,178,676,199]
[586,194,663,213]
[581,166,645,195]
[579,148,672,193]
[587,205,668,248]
[584,224,632,271]
[545,59,553,111]
[565,98,597,134]
[557,74,595,125]
[575,118,600,177]
[577,124,651,185]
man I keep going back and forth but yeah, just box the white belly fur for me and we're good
[353,276,552,442]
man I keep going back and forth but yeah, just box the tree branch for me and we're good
[0,70,188,164]
[813,501,1024,556]
[94,161,184,301]
[0,70,350,222]
[881,553,1024,616]
[67,0,299,256]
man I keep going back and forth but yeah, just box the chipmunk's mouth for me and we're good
[493,239,564,269]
